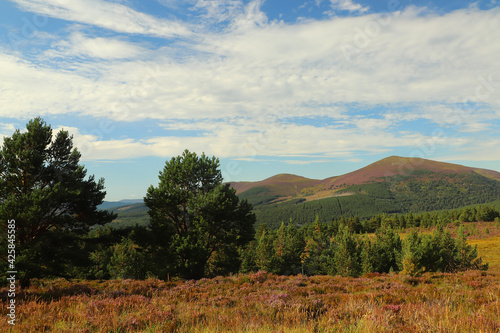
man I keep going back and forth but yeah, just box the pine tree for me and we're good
[0,118,115,286]
[455,225,488,271]
[108,237,147,279]
[400,229,424,276]
[371,223,402,273]
[144,150,255,279]
[255,228,278,273]
[331,226,361,277]
[359,235,373,275]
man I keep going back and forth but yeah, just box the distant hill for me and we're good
[97,202,149,229]
[328,156,500,185]
[98,199,144,210]
[231,156,500,228]
[98,156,500,229]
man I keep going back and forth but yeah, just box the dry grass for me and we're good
[2,221,499,332]
[470,236,500,272]
[1,270,499,332]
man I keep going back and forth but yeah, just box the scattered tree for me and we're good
[144,150,255,279]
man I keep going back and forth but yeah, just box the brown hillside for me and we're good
[324,156,500,187]
[231,173,322,195]
[231,156,500,198]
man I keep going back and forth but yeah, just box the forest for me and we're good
[251,175,500,229]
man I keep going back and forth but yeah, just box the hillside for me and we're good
[102,156,500,229]
[101,202,149,229]
[232,156,500,201]
[232,156,500,228]
[98,199,144,210]
[326,155,500,185]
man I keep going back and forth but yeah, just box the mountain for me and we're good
[232,156,500,202]
[232,156,500,228]
[328,156,500,185]
[97,202,149,229]
[97,156,500,229]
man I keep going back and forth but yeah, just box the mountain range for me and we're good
[102,156,500,229]
[231,156,500,204]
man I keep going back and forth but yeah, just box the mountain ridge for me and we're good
[231,156,500,228]
[100,156,500,229]
[231,156,500,200]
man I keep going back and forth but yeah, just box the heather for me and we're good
[1,270,499,332]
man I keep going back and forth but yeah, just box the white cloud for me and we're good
[2,4,500,164]
[5,7,499,121]
[0,123,17,141]
[0,123,16,134]
[437,139,500,163]
[352,117,393,131]
[329,0,369,14]
[192,0,245,24]
[230,0,268,31]
[56,116,464,162]
[10,0,192,37]
[48,33,147,59]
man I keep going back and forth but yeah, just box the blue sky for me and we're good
[1,0,499,201]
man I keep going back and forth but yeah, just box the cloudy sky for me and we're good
[1,0,499,201]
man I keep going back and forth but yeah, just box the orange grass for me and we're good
[469,236,500,272]
[1,270,499,332]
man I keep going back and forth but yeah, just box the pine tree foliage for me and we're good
[144,150,255,279]
[0,118,115,285]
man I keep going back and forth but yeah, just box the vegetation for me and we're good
[240,218,488,277]
[1,270,499,332]
[0,118,116,287]
[253,175,500,228]
[144,149,255,279]
[82,203,499,282]
[104,203,149,229]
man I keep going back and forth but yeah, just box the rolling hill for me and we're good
[98,202,149,229]
[232,156,500,199]
[231,156,500,227]
[101,156,500,229]
[98,199,145,210]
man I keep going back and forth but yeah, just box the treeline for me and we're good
[241,203,500,277]
[358,204,500,233]
[240,220,488,278]
[260,203,500,233]
[253,174,500,228]
[5,205,497,282]
[81,205,498,280]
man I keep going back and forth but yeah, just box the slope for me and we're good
[233,156,500,228]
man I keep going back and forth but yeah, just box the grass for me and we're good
[3,222,499,332]
[1,269,500,332]
[395,221,500,271]
[469,236,500,271]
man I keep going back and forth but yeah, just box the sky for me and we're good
[0,0,499,201]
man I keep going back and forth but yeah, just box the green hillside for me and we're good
[102,157,500,229]
[104,203,150,229]
[252,172,500,228]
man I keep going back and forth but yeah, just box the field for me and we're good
[1,270,500,332]
[2,223,500,332]
[470,236,500,271]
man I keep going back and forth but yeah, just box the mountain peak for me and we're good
[231,156,500,199]
[377,155,414,164]
[264,173,316,183]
